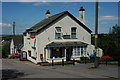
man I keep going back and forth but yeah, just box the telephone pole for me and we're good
[94,0,99,68]
[13,21,15,35]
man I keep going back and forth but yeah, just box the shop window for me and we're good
[50,47,65,58]
[73,46,81,56]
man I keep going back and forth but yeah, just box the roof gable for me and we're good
[25,11,92,34]
[13,38,23,46]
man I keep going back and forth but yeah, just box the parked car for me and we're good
[12,53,20,58]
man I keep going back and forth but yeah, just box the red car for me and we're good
[12,53,20,58]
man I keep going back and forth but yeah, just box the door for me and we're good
[66,47,72,61]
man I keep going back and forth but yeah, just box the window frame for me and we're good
[71,27,77,39]
[55,27,62,39]
[72,46,81,57]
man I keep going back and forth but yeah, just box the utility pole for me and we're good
[13,21,15,35]
[94,0,99,68]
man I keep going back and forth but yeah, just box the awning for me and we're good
[46,41,88,47]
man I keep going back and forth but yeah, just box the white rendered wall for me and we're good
[35,14,91,63]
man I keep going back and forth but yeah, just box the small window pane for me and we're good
[56,27,61,32]
[71,27,76,39]
[71,28,76,33]
[71,33,76,38]
[55,33,61,39]
[55,27,62,39]
[73,47,81,56]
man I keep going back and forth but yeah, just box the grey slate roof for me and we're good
[25,11,92,33]
[46,41,88,47]
[13,38,23,49]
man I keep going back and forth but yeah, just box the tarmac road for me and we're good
[1,59,119,79]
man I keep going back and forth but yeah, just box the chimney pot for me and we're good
[46,10,50,14]
[79,6,85,11]
[46,10,50,18]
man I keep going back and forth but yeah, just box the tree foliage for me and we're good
[2,35,23,58]
[92,24,120,61]
[2,43,10,58]
[92,25,120,60]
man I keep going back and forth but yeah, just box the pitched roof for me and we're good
[13,38,23,49]
[25,11,92,33]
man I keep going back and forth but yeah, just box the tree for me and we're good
[2,43,10,58]
[95,24,120,61]
[112,24,120,35]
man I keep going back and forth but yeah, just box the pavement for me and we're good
[0,59,119,79]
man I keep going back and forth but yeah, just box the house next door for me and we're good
[66,47,72,61]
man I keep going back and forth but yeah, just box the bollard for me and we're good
[118,59,120,66]
[52,59,54,66]
[85,57,87,64]
[106,59,107,66]
[62,59,64,66]
[73,59,75,65]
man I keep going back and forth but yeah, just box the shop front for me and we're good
[46,41,88,62]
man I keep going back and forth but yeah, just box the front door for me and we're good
[66,47,72,61]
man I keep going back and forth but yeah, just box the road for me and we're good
[0,59,119,79]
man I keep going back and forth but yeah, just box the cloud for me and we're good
[0,22,12,27]
[100,16,118,21]
[32,2,51,6]
[101,22,108,24]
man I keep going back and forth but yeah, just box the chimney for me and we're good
[79,6,85,24]
[46,10,50,18]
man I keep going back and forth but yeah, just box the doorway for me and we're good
[66,47,72,61]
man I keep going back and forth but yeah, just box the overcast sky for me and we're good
[1,2,119,35]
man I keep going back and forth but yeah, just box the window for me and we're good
[50,47,65,58]
[27,33,31,39]
[55,27,62,39]
[71,27,77,39]
[28,32,31,37]
[73,47,80,56]
[83,47,87,57]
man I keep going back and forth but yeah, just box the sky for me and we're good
[1,2,119,35]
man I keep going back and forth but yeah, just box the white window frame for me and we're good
[71,27,77,39]
[72,46,81,57]
[55,27,62,39]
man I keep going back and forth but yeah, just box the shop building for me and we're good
[23,7,103,64]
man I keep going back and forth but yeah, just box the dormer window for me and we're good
[71,27,77,39]
[55,27,62,39]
